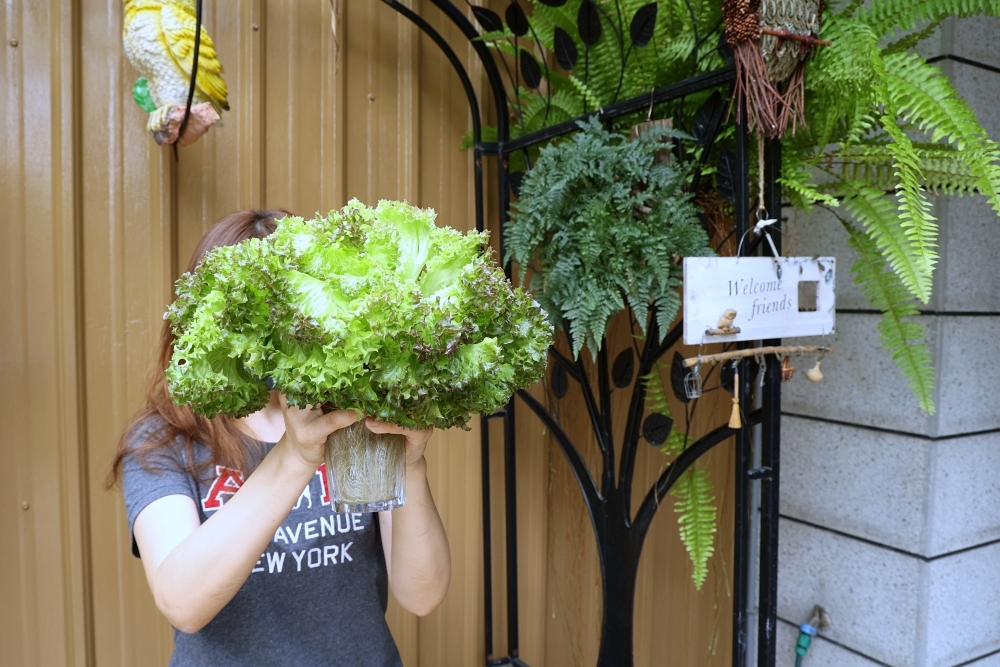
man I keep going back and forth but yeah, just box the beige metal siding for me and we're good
[0,1,90,665]
[0,1,734,665]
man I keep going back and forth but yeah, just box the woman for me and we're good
[110,210,450,667]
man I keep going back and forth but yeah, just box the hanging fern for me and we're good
[780,1,1000,410]
[841,219,936,412]
[642,366,718,589]
[506,118,711,358]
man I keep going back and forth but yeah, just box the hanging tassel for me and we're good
[729,369,742,429]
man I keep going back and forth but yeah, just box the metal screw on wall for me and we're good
[22,501,29,510]
[9,39,18,47]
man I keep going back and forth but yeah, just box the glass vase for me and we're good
[324,420,406,513]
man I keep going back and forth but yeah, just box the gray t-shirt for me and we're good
[122,425,403,667]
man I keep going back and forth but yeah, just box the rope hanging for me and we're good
[173,0,203,160]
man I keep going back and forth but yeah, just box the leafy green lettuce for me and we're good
[166,200,552,429]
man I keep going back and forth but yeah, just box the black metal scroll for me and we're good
[377,2,782,665]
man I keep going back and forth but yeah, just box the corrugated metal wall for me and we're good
[1,1,734,665]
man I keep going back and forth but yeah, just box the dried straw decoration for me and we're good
[725,0,825,139]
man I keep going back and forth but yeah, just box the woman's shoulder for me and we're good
[122,415,208,472]
[125,416,180,455]
[124,414,168,448]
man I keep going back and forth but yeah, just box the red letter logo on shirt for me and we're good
[316,463,331,505]
[201,466,245,511]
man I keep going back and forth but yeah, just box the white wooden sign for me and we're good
[683,257,836,345]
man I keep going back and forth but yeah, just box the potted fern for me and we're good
[506,117,712,357]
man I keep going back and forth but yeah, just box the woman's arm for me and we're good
[369,420,451,617]
[132,400,357,633]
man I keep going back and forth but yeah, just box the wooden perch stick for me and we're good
[683,346,834,368]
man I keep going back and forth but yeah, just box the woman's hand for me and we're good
[363,418,434,468]
[279,395,358,470]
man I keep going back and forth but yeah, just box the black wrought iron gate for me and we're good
[380,2,782,665]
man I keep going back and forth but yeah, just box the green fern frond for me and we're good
[519,90,583,136]
[808,18,883,146]
[778,170,841,210]
[646,363,686,457]
[882,132,939,298]
[842,220,936,412]
[957,147,1000,210]
[480,37,521,63]
[838,0,870,18]
[672,462,717,590]
[865,37,940,301]
[659,428,687,457]
[882,16,947,53]
[522,0,577,45]
[884,52,1000,216]
[641,369,670,414]
[568,74,602,111]
[654,282,683,336]
[459,125,499,152]
[523,0,722,109]
[477,28,515,43]
[836,150,897,189]
[660,33,697,66]
[547,88,585,120]
[833,177,934,302]
[856,0,1000,38]
[831,143,986,195]
[886,52,985,147]
[920,157,985,195]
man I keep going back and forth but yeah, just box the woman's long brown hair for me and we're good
[109,209,292,486]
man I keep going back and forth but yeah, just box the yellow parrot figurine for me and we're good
[123,0,229,146]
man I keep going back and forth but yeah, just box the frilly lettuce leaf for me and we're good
[166,200,553,428]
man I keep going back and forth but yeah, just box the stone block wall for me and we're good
[773,17,1000,667]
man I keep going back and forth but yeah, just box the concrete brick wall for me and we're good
[773,17,1000,667]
